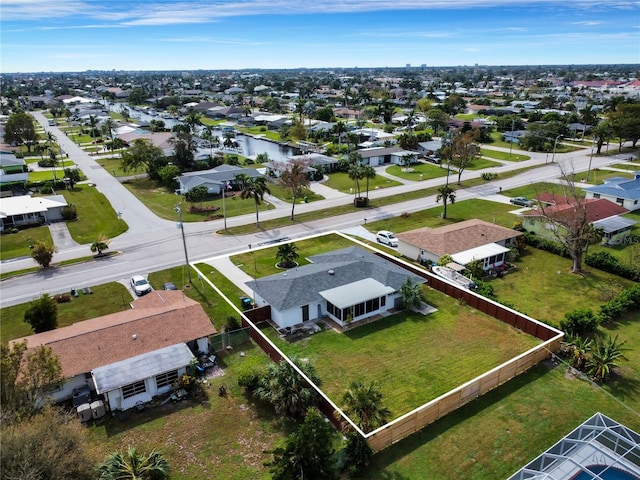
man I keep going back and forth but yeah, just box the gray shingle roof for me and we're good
[246,246,426,311]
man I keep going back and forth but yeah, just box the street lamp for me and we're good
[550,134,562,164]
[175,203,192,283]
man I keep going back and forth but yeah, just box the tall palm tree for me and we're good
[342,380,391,433]
[97,447,170,480]
[436,184,456,219]
[88,114,99,151]
[103,117,116,143]
[348,163,364,200]
[184,110,202,135]
[240,176,271,227]
[332,121,347,151]
[362,165,376,200]
[587,334,628,383]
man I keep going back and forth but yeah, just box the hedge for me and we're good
[585,251,639,280]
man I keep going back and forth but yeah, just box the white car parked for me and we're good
[130,275,152,296]
[376,230,398,247]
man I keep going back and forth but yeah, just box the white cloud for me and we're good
[571,20,603,25]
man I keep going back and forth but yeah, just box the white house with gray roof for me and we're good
[175,164,263,195]
[246,246,426,329]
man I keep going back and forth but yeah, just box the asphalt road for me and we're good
[0,114,632,308]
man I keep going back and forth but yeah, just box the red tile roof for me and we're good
[520,198,628,223]
[11,291,216,379]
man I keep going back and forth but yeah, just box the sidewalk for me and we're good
[203,255,254,296]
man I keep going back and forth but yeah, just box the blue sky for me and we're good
[1,1,638,72]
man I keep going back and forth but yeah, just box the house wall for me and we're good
[49,373,93,404]
[398,240,438,264]
[105,365,189,411]
[585,192,640,212]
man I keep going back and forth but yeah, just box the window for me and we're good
[381,296,386,307]
[616,198,624,205]
[122,380,146,399]
[593,193,601,199]
[156,370,179,390]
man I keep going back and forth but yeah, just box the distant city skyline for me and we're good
[1,0,638,73]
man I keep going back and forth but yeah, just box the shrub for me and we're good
[61,204,77,220]
[585,251,639,280]
[38,159,55,167]
[523,232,570,258]
[236,361,267,392]
[559,308,599,337]
[224,316,241,332]
[481,172,498,181]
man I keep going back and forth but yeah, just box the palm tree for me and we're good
[87,114,99,151]
[90,234,111,256]
[362,165,376,200]
[302,101,316,128]
[348,163,364,200]
[587,334,628,383]
[342,380,391,433]
[240,176,271,227]
[276,243,299,268]
[253,358,321,420]
[436,184,456,219]
[97,447,170,480]
[399,278,426,310]
[102,117,116,143]
[563,334,592,371]
[184,110,202,134]
[332,121,347,151]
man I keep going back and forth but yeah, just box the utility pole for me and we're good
[508,117,515,158]
[586,136,596,182]
[551,134,562,163]
[175,203,192,283]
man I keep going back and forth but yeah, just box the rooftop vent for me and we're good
[328,270,335,275]
[132,334,137,340]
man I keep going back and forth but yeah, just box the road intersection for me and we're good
[0,113,630,308]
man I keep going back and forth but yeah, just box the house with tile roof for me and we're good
[519,196,631,244]
[395,219,522,269]
[245,246,426,329]
[583,172,640,212]
[10,290,217,411]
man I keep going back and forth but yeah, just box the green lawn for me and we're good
[385,163,449,181]
[370,364,640,479]
[0,282,131,344]
[230,233,348,278]
[122,178,274,222]
[466,157,502,170]
[237,126,282,142]
[95,156,146,176]
[323,171,401,193]
[267,182,324,204]
[480,148,530,162]
[491,247,635,325]
[62,185,128,244]
[263,304,540,418]
[609,163,640,171]
[367,199,519,234]
[0,226,53,260]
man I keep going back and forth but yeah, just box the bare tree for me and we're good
[534,163,603,273]
[440,129,480,185]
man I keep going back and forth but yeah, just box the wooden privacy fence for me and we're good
[218,250,564,451]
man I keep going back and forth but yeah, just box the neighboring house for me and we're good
[358,146,417,166]
[0,152,28,186]
[267,153,338,177]
[116,132,175,156]
[502,130,528,143]
[175,164,263,195]
[519,196,630,242]
[10,291,216,412]
[417,140,442,156]
[395,219,522,270]
[583,173,640,212]
[246,246,427,329]
[0,194,68,232]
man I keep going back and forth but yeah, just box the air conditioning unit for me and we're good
[77,403,92,422]
[91,400,106,419]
